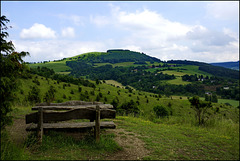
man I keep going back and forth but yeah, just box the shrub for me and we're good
[27,86,41,104]
[118,100,139,115]
[153,105,169,118]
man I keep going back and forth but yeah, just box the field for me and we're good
[2,74,239,160]
[4,107,239,160]
[28,60,71,73]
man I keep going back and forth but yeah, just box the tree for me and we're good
[27,86,41,104]
[43,85,57,105]
[153,105,169,118]
[189,96,212,125]
[212,94,218,103]
[0,16,29,130]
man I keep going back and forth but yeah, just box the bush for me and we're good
[118,100,139,115]
[153,105,169,118]
[27,86,41,104]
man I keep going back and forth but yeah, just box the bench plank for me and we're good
[26,121,116,131]
[32,104,113,111]
[26,108,116,124]
[35,101,104,106]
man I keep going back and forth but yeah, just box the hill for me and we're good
[65,49,161,64]
[167,60,239,80]
[210,61,239,71]
[28,50,239,101]
[4,71,239,160]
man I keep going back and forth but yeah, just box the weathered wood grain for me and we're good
[38,107,43,142]
[35,101,104,106]
[26,108,116,124]
[26,121,116,131]
[95,105,100,142]
[32,104,113,111]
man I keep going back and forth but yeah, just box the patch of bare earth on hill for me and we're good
[7,118,151,160]
[105,128,151,160]
[6,118,28,145]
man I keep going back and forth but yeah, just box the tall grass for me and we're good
[1,130,29,160]
[24,130,122,160]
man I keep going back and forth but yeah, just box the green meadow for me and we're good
[2,74,239,160]
[28,60,71,73]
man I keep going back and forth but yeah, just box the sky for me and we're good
[1,1,239,63]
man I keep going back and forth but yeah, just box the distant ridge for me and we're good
[67,49,161,64]
[210,61,239,71]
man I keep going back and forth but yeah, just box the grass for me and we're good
[1,130,30,160]
[166,76,191,85]
[115,116,239,160]
[105,80,126,88]
[4,74,239,160]
[199,97,239,108]
[218,98,239,108]
[16,75,238,123]
[23,131,121,160]
[28,60,71,73]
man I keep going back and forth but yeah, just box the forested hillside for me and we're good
[210,61,239,71]
[167,60,239,80]
[63,49,160,64]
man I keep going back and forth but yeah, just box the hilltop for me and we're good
[28,49,239,101]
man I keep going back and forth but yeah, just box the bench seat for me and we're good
[26,121,116,131]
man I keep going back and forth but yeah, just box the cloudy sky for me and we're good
[2,1,239,63]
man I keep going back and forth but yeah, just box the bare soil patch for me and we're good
[6,118,28,145]
[7,118,150,160]
[105,128,150,160]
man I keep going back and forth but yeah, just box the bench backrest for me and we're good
[32,104,113,111]
[26,108,116,124]
[35,100,104,106]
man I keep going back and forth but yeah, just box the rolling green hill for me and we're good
[211,61,239,71]
[27,49,239,101]
[4,63,239,160]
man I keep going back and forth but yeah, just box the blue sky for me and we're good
[1,1,239,63]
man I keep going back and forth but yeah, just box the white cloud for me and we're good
[107,4,239,62]
[57,14,84,26]
[13,39,107,62]
[16,4,238,63]
[187,26,236,46]
[206,2,239,20]
[61,27,75,38]
[20,23,57,39]
[90,15,109,27]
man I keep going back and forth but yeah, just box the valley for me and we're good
[3,49,239,160]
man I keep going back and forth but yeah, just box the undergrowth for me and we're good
[1,130,30,160]
[24,130,122,160]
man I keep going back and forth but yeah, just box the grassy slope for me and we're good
[8,75,239,160]
[28,60,71,73]
[116,116,239,160]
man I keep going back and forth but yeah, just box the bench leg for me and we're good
[95,105,100,143]
[38,107,43,143]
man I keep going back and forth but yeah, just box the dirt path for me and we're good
[6,118,28,146]
[7,118,150,160]
[105,128,150,160]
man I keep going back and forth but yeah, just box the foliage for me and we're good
[0,15,29,130]
[153,105,169,118]
[27,86,41,104]
[210,61,239,71]
[1,130,29,160]
[117,99,140,115]
[189,96,213,125]
[30,66,96,88]
[43,85,57,105]
[167,60,239,80]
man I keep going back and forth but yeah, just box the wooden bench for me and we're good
[25,101,116,142]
